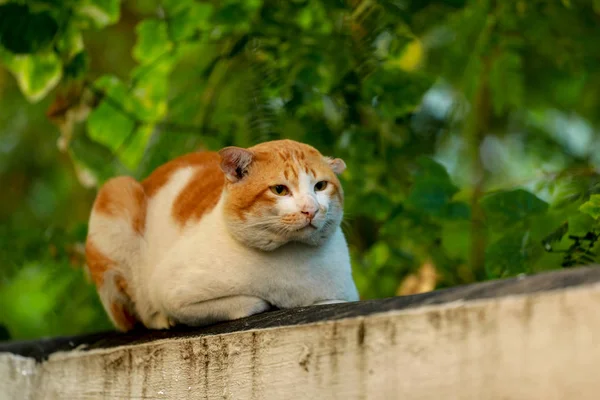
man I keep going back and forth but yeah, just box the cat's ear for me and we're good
[219,147,254,182]
[326,157,346,175]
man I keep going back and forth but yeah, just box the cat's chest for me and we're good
[222,243,351,307]
[162,221,353,307]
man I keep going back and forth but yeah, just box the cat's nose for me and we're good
[301,208,319,220]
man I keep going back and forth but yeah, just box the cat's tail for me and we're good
[85,176,147,331]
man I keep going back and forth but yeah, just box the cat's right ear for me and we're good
[219,147,254,182]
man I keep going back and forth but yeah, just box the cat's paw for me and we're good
[146,312,175,330]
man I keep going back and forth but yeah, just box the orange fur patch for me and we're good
[94,176,147,235]
[142,152,218,197]
[115,275,132,299]
[328,181,344,203]
[85,240,114,286]
[233,188,276,220]
[86,241,137,331]
[110,300,137,332]
[172,154,225,225]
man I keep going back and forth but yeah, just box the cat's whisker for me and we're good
[242,218,281,228]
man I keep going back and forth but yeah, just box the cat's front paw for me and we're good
[146,312,175,330]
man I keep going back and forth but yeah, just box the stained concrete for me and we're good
[2,267,600,399]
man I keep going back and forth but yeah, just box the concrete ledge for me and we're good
[2,267,600,399]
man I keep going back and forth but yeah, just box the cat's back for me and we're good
[86,150,225,330]
[141,151,225,260]
[142,152,222,199]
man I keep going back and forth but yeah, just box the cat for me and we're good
[85,139,359,331]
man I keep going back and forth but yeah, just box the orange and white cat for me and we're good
[85,139,358,331]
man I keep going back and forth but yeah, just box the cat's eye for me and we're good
[314,181,328,191]
[270,185,289,196]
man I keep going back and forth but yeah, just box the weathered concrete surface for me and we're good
[0,354,36,400]
[3,267,600,399]
[5,265,600,362]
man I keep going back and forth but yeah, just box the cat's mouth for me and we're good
[296,223,318,232]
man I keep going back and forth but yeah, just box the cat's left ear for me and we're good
[326,157,346,175]
[219,147,254,182]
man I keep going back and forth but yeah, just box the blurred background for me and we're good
[2,0,600,341]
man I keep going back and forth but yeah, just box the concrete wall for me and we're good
[2,269,600,399]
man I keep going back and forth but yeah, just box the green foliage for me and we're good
[2,0,600,340]
[77,0,120,29]
[406,157,460,217]
[0,50,62,102]
[580,195,600,219]
[0,4,59,54]
[481,189,549,229]
[0,223,111,339]
[485,229,538,278]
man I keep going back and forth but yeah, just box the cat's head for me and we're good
[218,139,346,251]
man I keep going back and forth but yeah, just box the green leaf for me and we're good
[118,124,155,170]
[87,99,154,170]
[162,0,196,14]
[55,23,84,60]
[568,213,597,236]
[213,0,263,33]
[407,179,458,216]
[133,20,173,64]
[485,230,540,279]
[63,51,89,80]
[406,157,458,216]
[0,50,62,102]
[442,201,471,220]
[579,194,600,219]
[87,76,133,141]
[0,3,59,54]
[87,98,136,152]
[359,191,395,221]
[130,67,171,120]
[413,157,452,181]
[363,69,433,119]
[93,74,168,122]
[68,134,118,187]
[296,2,332,34]
[76,0,120,29]
[168,2,215,41]
[87,75,157,169]
[481,189,549,229]
[541,221,569,252]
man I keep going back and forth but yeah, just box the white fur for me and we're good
[225,170,342,251]
[88,203,141,325]
[91,166,358,329]
[149,198,358,326]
